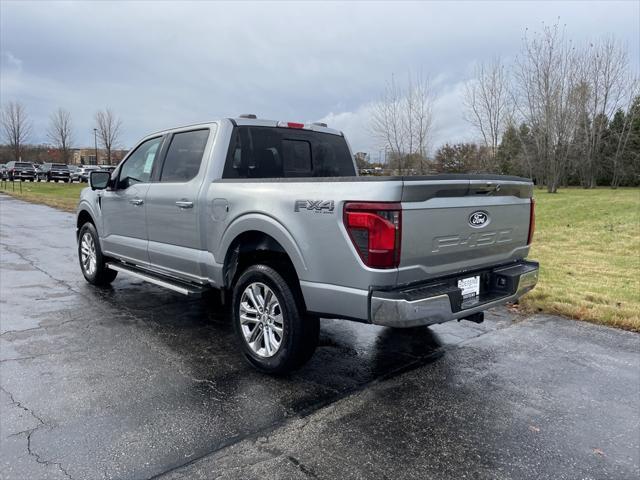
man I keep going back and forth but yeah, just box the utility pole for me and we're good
[93,128,98,165]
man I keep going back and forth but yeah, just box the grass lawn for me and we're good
[518,188,640,332]
[0,180,85,212]
[1,181,639,331]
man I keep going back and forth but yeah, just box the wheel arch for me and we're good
[77,209,94,229]
[76,205,98,239]
[217,214,308,285]
[222,229,303,288]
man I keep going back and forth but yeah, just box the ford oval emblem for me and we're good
[469,211,489,228]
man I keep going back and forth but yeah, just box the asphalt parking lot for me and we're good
[1,194,639,480]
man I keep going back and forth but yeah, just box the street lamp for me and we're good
[93,128,98,165]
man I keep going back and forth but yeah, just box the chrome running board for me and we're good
[106,262,209,296]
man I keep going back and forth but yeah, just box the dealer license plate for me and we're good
[458,276,480,299]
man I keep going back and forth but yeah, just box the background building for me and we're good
[69,148,127,165]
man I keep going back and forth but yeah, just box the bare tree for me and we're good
[464,58,511,159]
[573,38,635,188]
[1,101,31,161]
[47,108,74,164]
[513,22,581,193]
[409,72,435,173]
[370,72,435,174]
[95,108,122,165]
[371,75,406,171]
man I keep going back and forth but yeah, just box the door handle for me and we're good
[129,198,144,206]
[176,200,194,209]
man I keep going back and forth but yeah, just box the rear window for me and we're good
[222,126,355,179]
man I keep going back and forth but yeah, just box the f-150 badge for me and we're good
[294,200,335,214]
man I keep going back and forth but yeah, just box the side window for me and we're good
[160,129,209,182]
[118,136,163,189]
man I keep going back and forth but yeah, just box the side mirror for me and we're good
[90,170,111,190]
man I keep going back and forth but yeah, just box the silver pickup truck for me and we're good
[76,116,538,373]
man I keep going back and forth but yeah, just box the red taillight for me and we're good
[344,202,402,269]
[527,198,535,245]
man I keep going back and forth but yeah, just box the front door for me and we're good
[101,136,164,265]
[145,128,212,280]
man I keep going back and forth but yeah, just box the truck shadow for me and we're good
[89,278,446,410]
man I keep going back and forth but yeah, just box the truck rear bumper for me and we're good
[370,260,539,328]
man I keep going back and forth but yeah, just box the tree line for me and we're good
[0,103,123,165]
[432,95,639,189]
[371,22,639,190]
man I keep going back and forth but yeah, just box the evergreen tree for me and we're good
[496,124,521,175]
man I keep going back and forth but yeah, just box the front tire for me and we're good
[232,264,319,374]
[78,222,118,286]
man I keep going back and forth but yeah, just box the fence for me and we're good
[0,178,24,193]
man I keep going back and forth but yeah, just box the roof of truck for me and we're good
[149,117,343,137]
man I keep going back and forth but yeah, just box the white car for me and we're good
[75,165,101,183]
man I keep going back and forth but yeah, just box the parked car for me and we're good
[67,165,80,181]
[0,163,7,180]
[37,163,71,182]
[77,165,101,183]
[6,161,37,181]
[76,116,539,374]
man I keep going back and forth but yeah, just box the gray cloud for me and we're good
[1,1,638,153]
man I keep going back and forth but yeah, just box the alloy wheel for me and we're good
[80,232,97,276]
[239,282,284,357]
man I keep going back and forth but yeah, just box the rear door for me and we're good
[398,176,534,284]
[145,127,213,280]
[101,136,164,265]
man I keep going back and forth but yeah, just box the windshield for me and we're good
[52,164,68,169]
[16,162,32,168]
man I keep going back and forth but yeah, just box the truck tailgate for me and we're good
[398,177,533,285]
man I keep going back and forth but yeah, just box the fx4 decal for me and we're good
[294,200,335,214]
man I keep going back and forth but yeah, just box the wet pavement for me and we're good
[1,194,638,480]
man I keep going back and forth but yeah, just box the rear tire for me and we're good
[78,222,118,286]
[232,264,319,374]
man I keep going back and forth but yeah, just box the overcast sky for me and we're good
[1,0,639,155]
